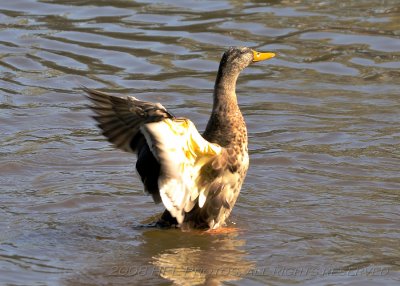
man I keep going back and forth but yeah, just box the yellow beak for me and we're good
[252,50,276,62]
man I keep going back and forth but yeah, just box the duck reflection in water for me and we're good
[145,228,254,285]
[64,227,254,285]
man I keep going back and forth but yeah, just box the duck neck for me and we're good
[212,66,240,113]
[204,65,246,146]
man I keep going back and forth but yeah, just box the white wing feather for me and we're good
[141,118,221,224]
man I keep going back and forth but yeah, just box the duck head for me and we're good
[219,46,275,73]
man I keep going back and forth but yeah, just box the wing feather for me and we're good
[85,87,172,153]
[141,118,222,224]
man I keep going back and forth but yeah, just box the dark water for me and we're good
[1,0,399,285]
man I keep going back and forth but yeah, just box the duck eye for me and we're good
[257,53,260,57]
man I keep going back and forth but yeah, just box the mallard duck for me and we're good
[85,47,275,230]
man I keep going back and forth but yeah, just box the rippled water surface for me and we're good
[1,0,399,285]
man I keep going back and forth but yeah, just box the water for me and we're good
[1,0,399,285]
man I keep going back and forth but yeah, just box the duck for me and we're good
[85,47,275,230]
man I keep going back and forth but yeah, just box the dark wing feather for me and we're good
[84,87,173,153]
[136,143,162,203]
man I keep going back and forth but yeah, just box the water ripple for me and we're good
[1,0,399,285]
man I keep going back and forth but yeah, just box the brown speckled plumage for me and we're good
[85,47,275,230]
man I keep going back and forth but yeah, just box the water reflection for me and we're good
[148,230,253,285]
[64,228,253,285]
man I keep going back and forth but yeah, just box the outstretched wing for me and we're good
[85,88,223,224]
[85,87,173,153]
